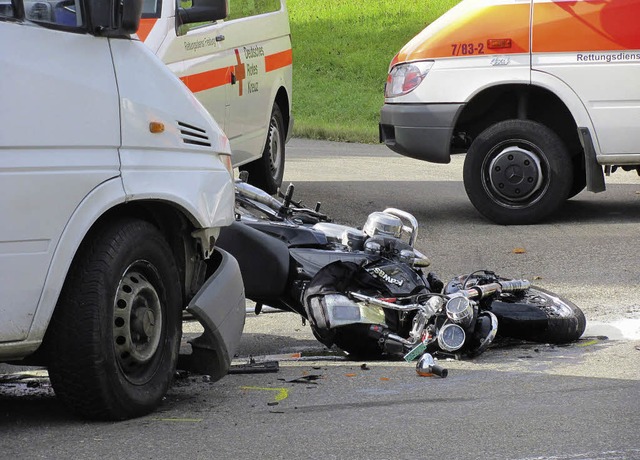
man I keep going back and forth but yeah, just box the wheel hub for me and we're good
[488,146,543,201]
[113,270,163,374]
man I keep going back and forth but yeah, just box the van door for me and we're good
[532,0,640,156]
[0,11,120,342]
[220,0,292,165]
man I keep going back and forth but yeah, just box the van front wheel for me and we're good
[241,102,285,194]
[46,219,182,420]
[463,120,572,225]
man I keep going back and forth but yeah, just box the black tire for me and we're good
[568,154,587,199]
[46,219,182,420]
[241,102,285,195]
[463,120,573,225]
[492,286,586,344]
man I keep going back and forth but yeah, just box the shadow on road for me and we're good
[286,180,640,226]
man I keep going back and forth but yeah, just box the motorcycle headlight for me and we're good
[322,294,386,328]
[385,61,434,98]
[437,323,466,352]
[363,212,403,239]
[445,297,474,328]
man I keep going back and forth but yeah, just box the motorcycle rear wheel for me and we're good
[491,286,586,344]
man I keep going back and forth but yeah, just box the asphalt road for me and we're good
[1,139,639,459]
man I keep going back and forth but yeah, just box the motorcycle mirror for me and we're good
[416,353,448,378]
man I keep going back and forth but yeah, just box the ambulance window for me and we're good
[142,0,161,18]
[227,0,281,20]
[23,0,83,27]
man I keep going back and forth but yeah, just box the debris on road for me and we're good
[228,357,280,374]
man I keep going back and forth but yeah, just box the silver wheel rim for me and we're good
[113,262,163,383]
[267,114,282,178]
[524,289,574,318]
[482,140,549,208]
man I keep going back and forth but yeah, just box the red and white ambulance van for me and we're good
[140,0,293,194]
[380,0,640,224]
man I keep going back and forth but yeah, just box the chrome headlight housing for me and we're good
[445,296,475,328]
[322,294,386,328]
[385,61,434,98]
[437,323,466,352]
[363,212,403,239]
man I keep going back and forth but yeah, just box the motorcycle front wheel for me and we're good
[488,286,586,344]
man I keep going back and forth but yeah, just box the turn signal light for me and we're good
[149,121,165,133]
[487,38,512,49]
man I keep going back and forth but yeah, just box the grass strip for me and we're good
[288,0,459,143]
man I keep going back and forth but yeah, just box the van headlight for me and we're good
[385,61,433,98]
[220,153,234,179]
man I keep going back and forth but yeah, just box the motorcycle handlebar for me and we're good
[235,181,284,211]
[236,180,328,222]
[462,279,531,299]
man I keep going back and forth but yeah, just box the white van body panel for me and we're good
[16,179,127,358]
[397,54,531,104]
[110,38,235,228]
[533,53,640,156]
[0,23,121,345]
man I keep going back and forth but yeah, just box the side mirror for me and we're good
[87,0,143,36]
[177,0,228,25]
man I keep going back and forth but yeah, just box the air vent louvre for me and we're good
[177,121,211,147]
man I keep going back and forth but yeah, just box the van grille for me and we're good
[178,121,211,147]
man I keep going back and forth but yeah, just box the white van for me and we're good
[380,0,640,224]
[0,0,245,420]
[140,0,293,194]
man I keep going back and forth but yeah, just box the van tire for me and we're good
[241,102,285,194]
[46,219,182,420]
[463,120,573,225]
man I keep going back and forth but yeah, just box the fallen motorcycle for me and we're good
[217,178,586,360]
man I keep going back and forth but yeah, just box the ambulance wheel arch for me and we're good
[240,88,291,194]
[41,201,206,420]
[454,84,587,224]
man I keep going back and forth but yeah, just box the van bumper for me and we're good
[379,103,463,164]
[184,248,245,381]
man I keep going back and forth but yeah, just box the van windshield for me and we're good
[142,0,162,18]
[21,0,84,27]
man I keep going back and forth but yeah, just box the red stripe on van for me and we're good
[181,67,232,93]
[137,18,157,42]
[265,49,293,72]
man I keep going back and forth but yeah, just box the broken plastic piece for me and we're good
[228,360,280,374]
